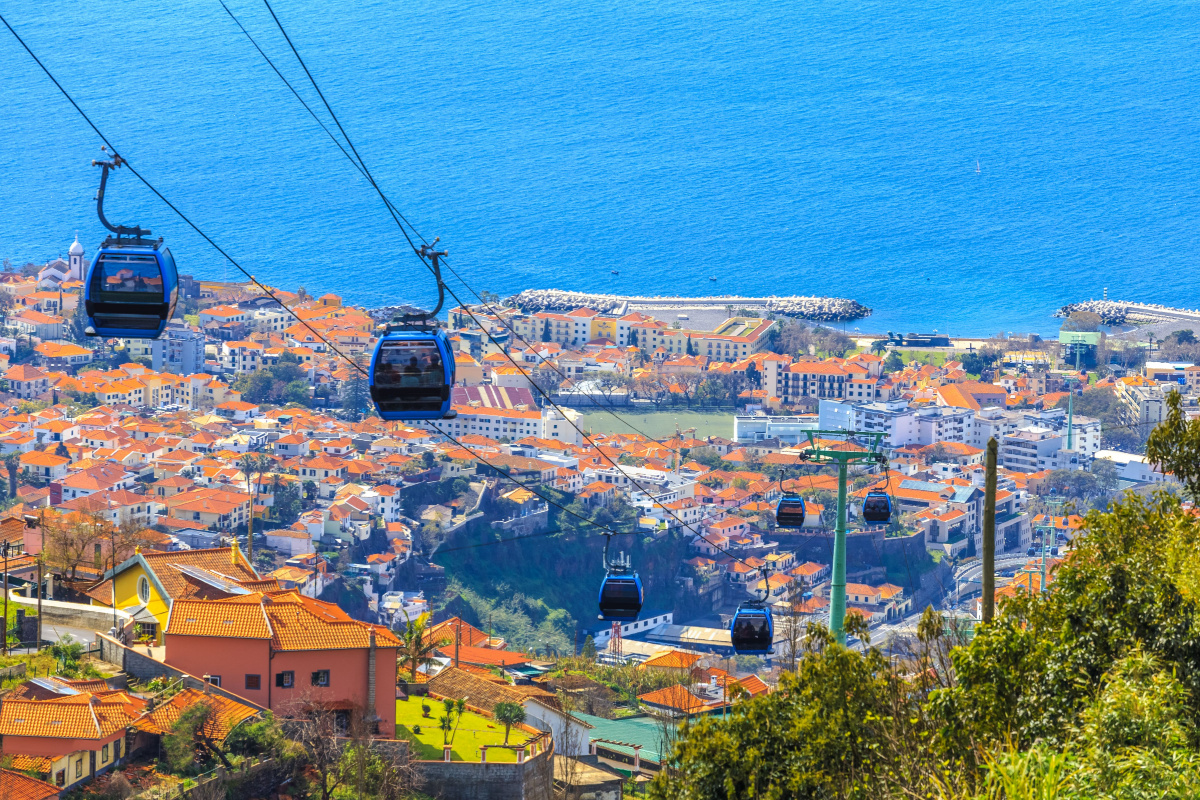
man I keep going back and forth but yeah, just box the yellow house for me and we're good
[590,316,617,342]
[91,546,261,644]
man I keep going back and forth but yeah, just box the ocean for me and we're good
[2,0,1198,337]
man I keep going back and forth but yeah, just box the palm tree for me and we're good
[870,339,888,356]
[238,452,272,561]
[398,613,449,683]
[494,702,526,744]
[2,452,19,499]
[438,714,453,746]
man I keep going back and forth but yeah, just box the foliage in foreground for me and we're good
[649,490,1200,799]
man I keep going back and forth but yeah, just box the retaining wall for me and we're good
[416,743,554,800]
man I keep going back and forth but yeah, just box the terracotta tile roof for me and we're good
[426,666,527,713]
[166,591,400,651]
[138,547,259,599]
[425,618,491,648]
[436,645,530,668]
[639,650,701,670]
[637,685,710,714]
[7,756,52,775]
[0,695,135,740]
[0,769,60,800]
[133,688,259,741]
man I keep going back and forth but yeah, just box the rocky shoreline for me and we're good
[505,289,871,322]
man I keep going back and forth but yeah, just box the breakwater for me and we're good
[1056,300,1200,327]
[506,289,870,322]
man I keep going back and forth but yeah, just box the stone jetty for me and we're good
[1056,300,1200,327]
[506,289,870,322]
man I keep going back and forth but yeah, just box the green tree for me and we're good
[1147,390,1200,499]
[884,350,904,373]
[273,481,303,525]
[2,453,18,499]
[581,634,597,661]
[494,701,527,745]
[340,354,371,421]
[542,319,552,342]
[870,339,888,355]
[398,613,449,682]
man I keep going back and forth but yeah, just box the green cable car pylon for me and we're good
[802,430,889,646]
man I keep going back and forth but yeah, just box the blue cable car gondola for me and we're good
[730,573,773,655]
[369,328,456,420]
[775,493,806,529]
[368,240,458,421]
[862,491,892,523]
[82,150,179,339]
[598,536,643,620]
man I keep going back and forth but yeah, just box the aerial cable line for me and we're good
[217,2,706,448]
[0,12,368,373]
[0,12,632,541]
[255,2,768,570]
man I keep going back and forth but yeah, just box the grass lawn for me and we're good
[893,349,951,367]
[396,697,526,762]
[578,409,733,440]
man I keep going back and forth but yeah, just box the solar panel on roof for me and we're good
[29,677,78,694]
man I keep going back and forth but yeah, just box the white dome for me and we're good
[68,234,84,256]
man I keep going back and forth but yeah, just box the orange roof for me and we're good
[639,649,701,670]
[0,695,135,740]
[0,769,59,800]
[166,590,401,651]
[133,687,259,741]
[637,684,709,714]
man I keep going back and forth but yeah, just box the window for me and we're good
[76,759,83,779]
[312,670,330,687]
[245,674,261,690]
[137,576,150,604]
[207,675,221,687]
[276,671,294,688]
[101,744,109,763]
[55,771,64,787]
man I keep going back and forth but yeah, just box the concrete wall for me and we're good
[10,593,133,637]
[415,744,554,800]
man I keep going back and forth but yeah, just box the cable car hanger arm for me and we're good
[92,148,156,245]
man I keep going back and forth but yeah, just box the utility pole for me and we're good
[2,541,9,657]
[982,438,998,623]
[1066,347,1081,451]
[803,430,887,646]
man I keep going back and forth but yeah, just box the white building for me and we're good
[1093,450,1169,484]
[818,400,973,447]
[734,413,820,444]
[37,235,86,289]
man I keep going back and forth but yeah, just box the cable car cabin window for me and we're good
[92,253,165,304]
[599,577,642,618]
[733,614,769,639]
[375,341,444,388]
[373,340,448,414]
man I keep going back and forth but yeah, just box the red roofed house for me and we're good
[165,591,400,736]
[5,365,49,400]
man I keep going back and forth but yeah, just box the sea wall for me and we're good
[1057,299,1200,327]
[506,289,870,322]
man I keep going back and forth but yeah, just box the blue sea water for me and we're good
[1,0,1198,337]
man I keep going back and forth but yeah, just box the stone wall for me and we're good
[415,744,554,800]
[176,757,287,800]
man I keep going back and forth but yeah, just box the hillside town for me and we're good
[0,239,1181,799]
